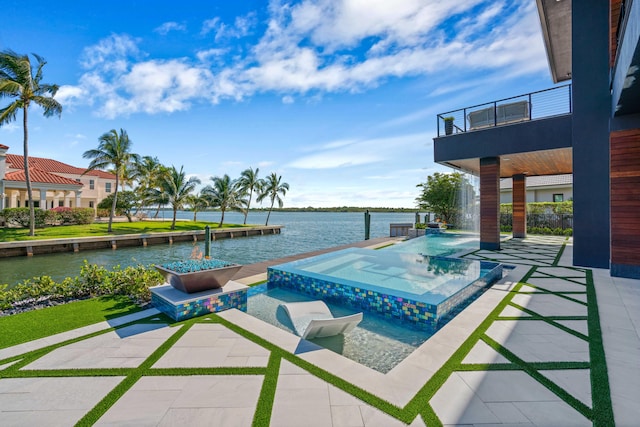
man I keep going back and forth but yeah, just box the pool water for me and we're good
[247,285,432,373]
[384,233,479,256]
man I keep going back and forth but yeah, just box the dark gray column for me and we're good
[571,0,611,268]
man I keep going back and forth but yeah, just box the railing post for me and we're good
[528,93,532,120]
[464,108,467,132]
[568,84,572,112]
[493,102,497,127]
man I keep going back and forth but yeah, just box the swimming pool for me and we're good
[267,248,502,330]
[384,233,479,256]
[247,285,432,373]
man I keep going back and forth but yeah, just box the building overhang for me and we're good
[536,0,572,83]
[440,148,573,178]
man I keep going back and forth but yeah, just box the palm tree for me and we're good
[237,167,263,225]
[202,174,244,227]
[0,50,62,236]
[151,166,200,230]
[83,129,139,233]
[132,156,164,215]
[186,191,210,222]
[257,173,289,226]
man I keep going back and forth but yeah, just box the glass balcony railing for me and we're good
[436,84,572,137]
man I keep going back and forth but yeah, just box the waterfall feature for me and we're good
[456,172,479,233]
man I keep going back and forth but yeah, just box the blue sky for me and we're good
[1,0,554,208]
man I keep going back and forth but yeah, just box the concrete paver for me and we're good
[1,236,639,426]
[22,323,178,370]
[153,323,270,368]
[0,377,124,426]
[95,375,263,426]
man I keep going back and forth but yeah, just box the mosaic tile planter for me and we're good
[151,282,248,321]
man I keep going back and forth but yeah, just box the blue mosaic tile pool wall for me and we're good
[152,289,247,321]
[267,260,502,331]
[268,268,439,329]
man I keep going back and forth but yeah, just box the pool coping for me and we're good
[218,261,531,407]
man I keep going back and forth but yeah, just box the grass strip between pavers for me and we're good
[74,320,193,426]
[481,334,592,420]
[506,302,589,342]
[0,312,173,370]
[585,269,615,427]
[1,237,615,427]
[252,353,281,427]
[400,267,538,427]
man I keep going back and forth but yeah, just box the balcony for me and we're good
[436,84,572,137]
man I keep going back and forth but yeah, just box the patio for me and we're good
[0,236,638,426]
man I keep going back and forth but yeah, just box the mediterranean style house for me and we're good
[433,0,640,279]
[0,144,116,212]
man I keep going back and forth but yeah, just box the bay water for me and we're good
[1,211,416,287]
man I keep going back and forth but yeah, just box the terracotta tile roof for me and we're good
[6,154,116,179]
[0,144,8,150]
[5,169,84,186]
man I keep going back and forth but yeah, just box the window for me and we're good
[76,178,81,183]
[59,201,64,207]
[90,180,95,190]
[553,193,564,203]
[89,201,94,208]
[106,182,112,193]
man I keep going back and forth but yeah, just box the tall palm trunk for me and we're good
[23,105,36,236]
[109,175,119,233]
[171,207,177,230]
[243,192,252,225]
[219,209,225,228]
[265,199,275,226]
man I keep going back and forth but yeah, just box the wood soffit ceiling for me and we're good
[441,148,573,178]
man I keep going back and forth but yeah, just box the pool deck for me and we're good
[1,236,639,426]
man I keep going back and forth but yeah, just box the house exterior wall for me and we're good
[500,186,573,203]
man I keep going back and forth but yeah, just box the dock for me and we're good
[0,225,282,258]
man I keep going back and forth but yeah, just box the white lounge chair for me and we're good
[280,300,363,340]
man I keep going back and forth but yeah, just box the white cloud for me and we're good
[288,132,429,169]
[0,122,19,132]
[64,0,546,118]
[201,17,221,36]
[154,21,187,35]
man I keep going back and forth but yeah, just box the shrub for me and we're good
[2,207,51,228]
[50,207,75,225]
[0,261,164,312]
[96,208,110,218]
[72,208,95,225]
[415,223,427,229]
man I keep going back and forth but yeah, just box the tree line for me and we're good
[84,129,290,232]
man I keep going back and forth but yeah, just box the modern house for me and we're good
[0,144,116,212]
[500,174,573,204]
[433,0,640,279]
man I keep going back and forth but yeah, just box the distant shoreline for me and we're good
[178,207,419,213]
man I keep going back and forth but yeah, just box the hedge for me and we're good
[0,262,164,312]
[2,207,95,227]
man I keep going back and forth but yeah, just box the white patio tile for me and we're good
[539,369,592,408]
[511,293,587,317]
[512,401,591,426]
[153,323,269,368]
[485,320,589,362]
[555,320,589,336]
[462,341,510,365]
[0,377,123,426]
[525,278,587,292]
[95,375,263,426]
[22,324,178,370]
[431,373,500,425]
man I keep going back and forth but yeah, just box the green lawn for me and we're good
[0,296,143,349]
[0,220,250,242]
